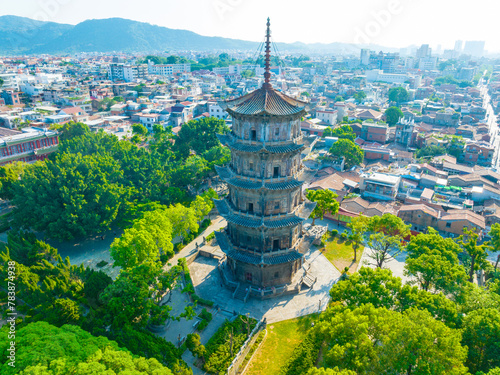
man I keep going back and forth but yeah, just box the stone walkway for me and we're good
[189,246,340,324]
[163,216,227,271]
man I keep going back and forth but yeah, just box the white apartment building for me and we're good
[147,62,191,76]
[316,109,338,125]
[209,103,227,119]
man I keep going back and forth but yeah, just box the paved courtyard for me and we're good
[189,247,340,324]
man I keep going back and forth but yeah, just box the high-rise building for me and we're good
[360,49,370,65]
[416,44,431,59]
[214,19,315,293]
[454,40,463,52]
[463,41,485,57]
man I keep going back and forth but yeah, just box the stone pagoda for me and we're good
[213,19,316,291]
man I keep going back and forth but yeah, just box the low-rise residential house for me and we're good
[360,121,389,143]
[359,172,401,201]
[437,210,486,237]
[341,196,396,217]
[398,204,440,232]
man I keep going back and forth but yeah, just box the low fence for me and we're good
[226,318,267,375]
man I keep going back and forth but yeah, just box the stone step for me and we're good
[233,286,248,301]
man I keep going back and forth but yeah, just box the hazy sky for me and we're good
[1,0,496,51]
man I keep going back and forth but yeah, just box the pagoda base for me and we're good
[217,256,316,301]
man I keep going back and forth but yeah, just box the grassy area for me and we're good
[245,314,317,375]
[322,234,362,274]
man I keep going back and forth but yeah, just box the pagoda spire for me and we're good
[263,17,272,89]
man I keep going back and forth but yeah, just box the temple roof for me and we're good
[219,86,308,117]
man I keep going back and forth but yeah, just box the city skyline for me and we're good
[0,0,497,53]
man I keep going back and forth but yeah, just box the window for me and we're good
[274,166,280,178]
[446,222,451,228]
[274,202,280,210]
[273,239,280,250]
[245,272,252,282]
[250,129,256,140]
[274,272,279,279]
[275,128,280,136]
[249,162,254,171]
[248,203,254,213]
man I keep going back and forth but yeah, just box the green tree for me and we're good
[462,308,500,373]
[0,77,4,88]
[489,223,500,270]
[405,252,468,296]
[0,161,26,200]
[347,214,369,262]
[329,139,363,169]
[173,117,229,159]
[12,152,131,240]
[315,304,467,375]
[353,91,366,103]
[384,106,404,126]
[132,123,148,136]
[84,270,113,304]
[458,228,491,283]
[46,298,82,327]
[0,321,173,375]
[366,214,410,268]
[59,121,90,142]
[306,189,339,226]
[334,96,344,102]
[164,203,199,241]
[330,125,356,142]
[388,87,409,104]
[111,208,174,269]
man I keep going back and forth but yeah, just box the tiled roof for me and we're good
[220,86,307,116]
[215,165,303,191]
[213,198,305,229]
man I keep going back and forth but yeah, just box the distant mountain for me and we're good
[0,15,394,55]
[0,15,72,53]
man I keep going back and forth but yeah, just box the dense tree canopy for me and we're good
[0,321,173,375]
[12,152,131,240]
[329,139,364,169]
[384,106,404,126]
[388,87,409,104]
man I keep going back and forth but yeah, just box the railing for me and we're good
[226,318,267,375]
[232,282,241,299]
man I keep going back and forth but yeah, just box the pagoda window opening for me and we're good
[275,128,280,138]
[251,129,257,141]
[248,202,254,213]
[273,239,280,250]
[249,162,254,171]
[274,166,280,178]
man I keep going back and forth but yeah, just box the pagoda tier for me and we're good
[213,198,315,230]
[215,165,304,192]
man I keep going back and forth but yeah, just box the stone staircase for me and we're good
[302,273,317,289]
[233,284,248,301]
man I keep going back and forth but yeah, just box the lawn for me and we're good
[245,314,317,375]
[322,234,363,274]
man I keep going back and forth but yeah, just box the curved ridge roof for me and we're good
[220,86,308,116]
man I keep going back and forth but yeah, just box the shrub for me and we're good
[330,229,338,237]
[198,319,209,331]
[206,232,215,241]
[199,308,213,322]
[340,232,348,240]
[96,260,108,268]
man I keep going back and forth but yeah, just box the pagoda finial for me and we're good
[263,17,272,89]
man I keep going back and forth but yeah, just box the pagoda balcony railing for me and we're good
[226,164,305,183]
[227,131,304,146]
[232,241,301,257]
[224,198,307,220]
